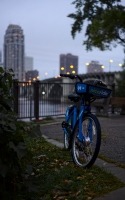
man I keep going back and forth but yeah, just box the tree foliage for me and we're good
[68,0,125,50]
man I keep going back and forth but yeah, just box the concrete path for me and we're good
[40,115,125,199]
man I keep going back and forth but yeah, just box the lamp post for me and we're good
[86,62,90,73]
[101,65,105,70]
[109,59,113,72]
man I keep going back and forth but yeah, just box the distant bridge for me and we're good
[18,71,121,102]
[40,71,121,99]
[41,71,121,85]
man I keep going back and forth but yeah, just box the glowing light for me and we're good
[86,62,89,66]
[61,67,64,70]
[42,91,45,95]
[70,65,74,68]
[119,63,122,67]
[28,79,31,85]
[109,59,113,71]
[109,59,113,63]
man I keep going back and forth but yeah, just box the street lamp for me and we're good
[109,59,113,72]
[85,62,89,66]
[101,65,105,69]
[119,63,122,67]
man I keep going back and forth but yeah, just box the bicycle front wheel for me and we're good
[71,113,101,168]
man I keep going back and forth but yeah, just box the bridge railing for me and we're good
[13,80,123,120]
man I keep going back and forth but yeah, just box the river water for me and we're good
[18,98,69,119]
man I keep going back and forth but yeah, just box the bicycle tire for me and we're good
[71,113,101,168]
[64,129,70,149]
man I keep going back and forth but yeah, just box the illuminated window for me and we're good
[70,65,74,68]
[61,67,64,70]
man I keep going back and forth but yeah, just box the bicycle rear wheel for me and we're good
[63,120,73,150]
[63,106,74,150]
[71,113,101,168]
[64,127,70,149]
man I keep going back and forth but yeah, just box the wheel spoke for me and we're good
[71,114,101,168]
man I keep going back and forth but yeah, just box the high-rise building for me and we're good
[86,61,104,73]
[25,69,39,81]
[0,50,2,65]
[25,56,33,72]
[4,24,25,81]
[0,50,2,63]
[0,50,3,68]
[60,53,78,75]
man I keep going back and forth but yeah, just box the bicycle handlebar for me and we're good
[60,74,82,82]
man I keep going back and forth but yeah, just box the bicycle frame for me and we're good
[65,98,92,144]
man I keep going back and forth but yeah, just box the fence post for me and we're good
[13,79,19,115]
[34,80,39,120]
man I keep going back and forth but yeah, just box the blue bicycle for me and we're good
[60,74,111,168]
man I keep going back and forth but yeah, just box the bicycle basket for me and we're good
[75,82,112,98]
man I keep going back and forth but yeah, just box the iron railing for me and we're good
[13,80,75,119]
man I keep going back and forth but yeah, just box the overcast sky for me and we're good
[0,0,125,79]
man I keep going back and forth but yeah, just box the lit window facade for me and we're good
[60,53,78,74]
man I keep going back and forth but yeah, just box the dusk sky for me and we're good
[0,0,125,79]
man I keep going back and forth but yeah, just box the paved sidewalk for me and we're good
[40,115,125,199]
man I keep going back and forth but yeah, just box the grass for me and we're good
[24,136,125,200]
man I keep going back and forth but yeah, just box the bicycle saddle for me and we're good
[83,79,107,88]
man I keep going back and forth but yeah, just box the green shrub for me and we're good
[0,67,33,199]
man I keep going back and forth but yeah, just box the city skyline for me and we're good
[0,0,125,79]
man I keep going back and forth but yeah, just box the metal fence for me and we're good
[13,80,75,120]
